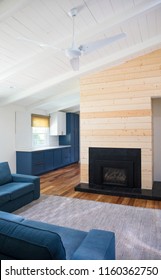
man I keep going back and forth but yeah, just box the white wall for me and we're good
[15,111,32,150]
[152,98,161,181]
[0,106,17,172]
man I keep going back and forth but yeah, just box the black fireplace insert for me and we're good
[89,147,141,189]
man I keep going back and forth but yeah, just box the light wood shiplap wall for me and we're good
[80,49,161,189]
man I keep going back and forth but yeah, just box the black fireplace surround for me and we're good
[75,147,161,200]
[89,147,141,190]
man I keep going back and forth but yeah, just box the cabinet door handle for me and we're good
[35,162,43,165]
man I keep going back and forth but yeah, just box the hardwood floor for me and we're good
[40,163,161,209]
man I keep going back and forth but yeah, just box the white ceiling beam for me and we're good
[26,86,80,111]
[46,98,80,114]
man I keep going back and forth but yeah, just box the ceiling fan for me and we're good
[19,7,126,71]
[66,8,126,70]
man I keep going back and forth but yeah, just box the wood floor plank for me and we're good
[40,163,161,209]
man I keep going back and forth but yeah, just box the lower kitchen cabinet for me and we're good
[16,147,71,175]
[53,149,62,168]
[44,150,54,172]
[62,147,71,165]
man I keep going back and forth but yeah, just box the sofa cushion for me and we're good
[0,162,12,186]
[0,182,34,200]
[22,219,87,260]
[0,211,24,222]
[0,218,66,260]
[0,194,10,206]
[71,229,115,260]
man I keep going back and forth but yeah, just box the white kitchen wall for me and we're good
[15,111,59,149]
[49,135,59,146]
[0,106,17,172]
[0,106,59,173]
[15,111,32,150]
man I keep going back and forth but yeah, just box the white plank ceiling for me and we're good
[0,0,161,113]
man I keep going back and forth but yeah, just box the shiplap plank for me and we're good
[81,116,151,124]
[81,141,152,149]
[81,103,151,113]
[81,76,161,90]
[81,135,151,143]
[81,84,161,96]
[81,63,161,82]
[81,96,150,106]
[81,123,151,130]
[81,109,151,119]
[81,69,161,84]
[81,129,151,137]
[81,90,161,101]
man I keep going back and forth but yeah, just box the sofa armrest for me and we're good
[12,174,40,199]
[71,229,115,260]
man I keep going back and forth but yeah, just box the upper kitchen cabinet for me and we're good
[50,112,66,136]
[59,113,79,163]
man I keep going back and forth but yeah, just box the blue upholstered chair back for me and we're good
[0,162,12,186]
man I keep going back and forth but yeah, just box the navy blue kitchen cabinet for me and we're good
[53,149,62,168]
[16,151,33,175]
[32,151,44,174]
[59,113,79,163]
[44,150,54,172]
[16,147,71,175]
[53,147,71,168]
[62,147,71,165]
[16,151,44,175]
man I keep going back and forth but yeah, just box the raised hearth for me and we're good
[75,182,161,201]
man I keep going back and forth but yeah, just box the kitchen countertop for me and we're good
[16,145,71,152]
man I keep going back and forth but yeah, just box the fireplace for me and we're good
[89,147,141,189]
[75,147,161,200]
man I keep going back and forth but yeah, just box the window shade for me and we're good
[31,114,50,127]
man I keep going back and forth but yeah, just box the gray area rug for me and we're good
[14,195,161,260]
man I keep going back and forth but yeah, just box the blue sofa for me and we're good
[0,211,115,260]
[0,162,40,212]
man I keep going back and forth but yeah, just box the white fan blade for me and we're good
[80,33,126,54]
[70,57,79,71]
[17,37,61,51]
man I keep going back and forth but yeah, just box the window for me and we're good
[31,114,50,148]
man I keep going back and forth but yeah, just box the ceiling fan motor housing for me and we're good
[65,48,81,59]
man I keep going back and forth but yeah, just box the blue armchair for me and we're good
[0,162,40,212]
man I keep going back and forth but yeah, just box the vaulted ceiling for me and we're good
[0,0,161,113]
